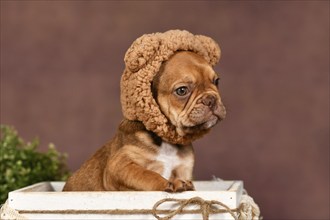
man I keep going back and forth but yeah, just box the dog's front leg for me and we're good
[170,165,195,191]
[103,153,171,191]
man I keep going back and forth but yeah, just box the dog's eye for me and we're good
[214,78,220,86]
[175,86,189,96]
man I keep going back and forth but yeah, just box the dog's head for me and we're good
[121,30,223,144]
[152,51,226,137]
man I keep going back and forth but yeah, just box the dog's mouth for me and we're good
[178,102,226,136]
[179,115,221,135]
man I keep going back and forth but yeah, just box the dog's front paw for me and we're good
[165,179,195,192]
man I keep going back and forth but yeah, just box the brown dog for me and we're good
[63,51,226,192]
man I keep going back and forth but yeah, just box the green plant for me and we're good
[0,125,70,204]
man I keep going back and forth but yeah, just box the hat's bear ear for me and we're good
[195,35,221,66]
[124,34,161,73]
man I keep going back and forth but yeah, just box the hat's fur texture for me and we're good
[121,30,221,145]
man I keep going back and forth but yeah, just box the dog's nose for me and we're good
[202,95,216,109]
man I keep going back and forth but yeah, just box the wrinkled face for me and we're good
[152,51,226,136]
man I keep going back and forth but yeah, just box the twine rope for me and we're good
[152,196,238,220]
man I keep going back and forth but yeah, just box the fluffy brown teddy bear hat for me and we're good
[121,30,221,145]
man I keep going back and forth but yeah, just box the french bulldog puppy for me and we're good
[63,51,226,192]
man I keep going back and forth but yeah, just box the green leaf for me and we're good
[0,125,70,204]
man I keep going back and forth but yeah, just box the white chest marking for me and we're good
[155,142,180,180]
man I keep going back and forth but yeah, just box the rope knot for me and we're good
[152,196,238,220]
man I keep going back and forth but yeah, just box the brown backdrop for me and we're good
[1,1,329,219]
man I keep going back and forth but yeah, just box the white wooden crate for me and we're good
[7,180,243,220]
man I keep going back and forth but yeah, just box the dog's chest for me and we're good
[155,142,182,179]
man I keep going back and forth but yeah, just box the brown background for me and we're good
[1,1,329,219]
